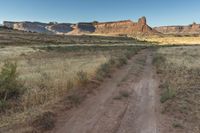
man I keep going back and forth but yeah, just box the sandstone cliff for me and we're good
[3,17,157,36]
[94,17,158,35]
[154,23,200,35]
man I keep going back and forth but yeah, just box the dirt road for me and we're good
[50,50,159,133]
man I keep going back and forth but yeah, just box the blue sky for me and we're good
[0,0,199,26]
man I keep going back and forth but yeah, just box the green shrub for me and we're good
[0,100,8,112]
[68,93,83,106]
[153,54,166,66]
[32,111,55,131]
[119,90,130,98]
[172,122,183,128]
[46,46,54,51]
[108,57,115,65]
[116,56,128,67]
[0,61,23,101]
[96,63,111,81]
[160,87,176,103]
[125,50,136,59]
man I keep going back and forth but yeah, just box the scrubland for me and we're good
[0,27,143,45]
[153,46,200,133]
[0,45,145,131]
[144,36,200,45]
[1,26,200,132]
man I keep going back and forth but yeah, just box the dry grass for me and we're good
[1,53,107,107]
[0,27,143,46]
[0,45,145,131]
[154,46,200,133]
[144,36,200,45]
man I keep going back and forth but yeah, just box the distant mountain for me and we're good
[3,17,158,36]
[154,23,200,35]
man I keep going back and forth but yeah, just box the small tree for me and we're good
[0,61,23,101]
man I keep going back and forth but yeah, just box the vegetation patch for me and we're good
[154,46,200,132]
[95,62,111,81]
[114,90,130,100]
[116,56,128,68]
[160,86,176,103]
[145,36,200,45]
[67,91,85,107]
[0,61,24,112]
[119,90,130,98]
[0,45,146,131]
[31,111,56,131]
[76,71,89,86]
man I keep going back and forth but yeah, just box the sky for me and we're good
[0,0,200,27]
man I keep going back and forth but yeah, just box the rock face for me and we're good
[138,16,146,25]
[3,21,52,33]
[93,17,157,35]
[68,23,96,35]
[46,23,73,34]
[3,17,157,36]
[154,23,200,35]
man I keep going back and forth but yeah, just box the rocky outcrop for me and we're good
[154,23,200,35]
[3,17,157,36]
[3,21,15,29]
[68,23,96,35]
[94,17,158,35]
[13,22,52,33]
[46,23,73,34]
[3,21,52,33]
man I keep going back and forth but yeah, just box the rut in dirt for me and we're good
[50,50,159,133]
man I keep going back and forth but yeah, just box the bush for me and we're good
[119,90,130,98]
[0,100,8,112]
[116,56,128,67]
[32,111,55,131]
[96,63,111,81]
[124,50,136,59]
[68,93,83,106]
[160,87,176,103]
[76,71,88,86]
[0,61,23,101]
[108,57,115,65]
[152,54,166,67]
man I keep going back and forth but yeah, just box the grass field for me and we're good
[0,45,145,129]
[0,27,147,46]
[1,27,200,132]
[144,36,200,45]
[153,46,200,133]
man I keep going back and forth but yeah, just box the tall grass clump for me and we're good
[124,49,138,59]
[95,62,111,81]
[160,85,176,103]
[95,49,138,81]
[0,61,23,112]
[117,56,128,66]
[76,71,88,86]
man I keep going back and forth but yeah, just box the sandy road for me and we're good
[116,51,158,133]
[50,49,159,133]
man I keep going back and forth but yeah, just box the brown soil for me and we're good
[48,49,160,133]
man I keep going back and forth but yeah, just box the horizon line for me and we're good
[0,18,199,27]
